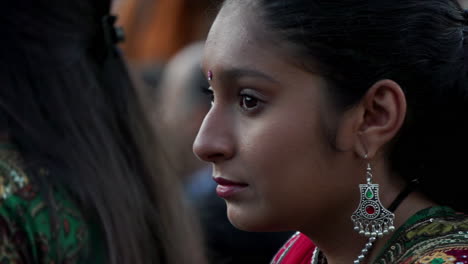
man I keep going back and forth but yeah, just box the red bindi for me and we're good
[208,70,213,81]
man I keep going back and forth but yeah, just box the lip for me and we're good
[213,177,248,198]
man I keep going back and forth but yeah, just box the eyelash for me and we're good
[239,92,263,114]
[201,86,214,104]
[201,86,264,114]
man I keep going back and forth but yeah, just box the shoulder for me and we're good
[271,232,316,264]
[0,147,46,216]
[0,147,30,201]
[375,206,468,264]
[0,147,93,263]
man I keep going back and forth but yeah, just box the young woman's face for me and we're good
[193,2,360,232]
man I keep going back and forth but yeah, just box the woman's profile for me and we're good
[193,0,468,263]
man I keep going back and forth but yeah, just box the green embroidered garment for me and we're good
[374,206,468,264]
[272,203,468,264]
[0,144,105,263]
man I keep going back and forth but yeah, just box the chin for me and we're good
[227,205,281,232]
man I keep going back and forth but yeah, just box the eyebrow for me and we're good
[204,66,280,84]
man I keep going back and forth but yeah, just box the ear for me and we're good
[353,79,407,158]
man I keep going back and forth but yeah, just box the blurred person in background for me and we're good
[116,0,221,67]
[460,0,468,8]
[154,42,211,182]
[153,41,293,264]
[114,0,222,113]
[0,0,205,263]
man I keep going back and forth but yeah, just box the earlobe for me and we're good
[356,131,369,158]
[354,79,407,159]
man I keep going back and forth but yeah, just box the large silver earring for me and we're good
[350,157,395,263]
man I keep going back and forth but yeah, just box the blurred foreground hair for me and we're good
[0,1,205,263]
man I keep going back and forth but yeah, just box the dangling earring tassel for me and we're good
[350,161,395,263]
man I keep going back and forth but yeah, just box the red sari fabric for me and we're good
[271,232,315,264]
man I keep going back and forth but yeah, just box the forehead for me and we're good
[203,1,281,73]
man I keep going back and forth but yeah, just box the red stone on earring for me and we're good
[208,70,213,81]
[366,205,376,215]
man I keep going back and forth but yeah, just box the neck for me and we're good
[366,191,436,262]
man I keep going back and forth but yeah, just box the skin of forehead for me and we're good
[204,1,321,83]
[205,2,282,69]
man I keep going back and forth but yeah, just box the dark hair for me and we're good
[226,0,468,212]
[0,1,204,263]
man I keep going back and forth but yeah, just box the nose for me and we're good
[193,108,235,163]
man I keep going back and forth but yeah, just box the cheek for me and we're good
[241,111,330,199]
[242,108,324,169]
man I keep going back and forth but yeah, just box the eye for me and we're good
[201,86,214,105]
[240,94,259,110]
[239,89,267,114]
